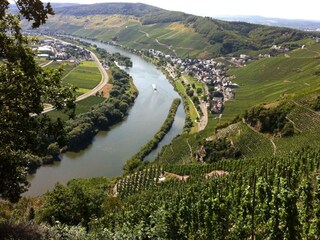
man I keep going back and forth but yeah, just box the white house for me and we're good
[37,45,55,56]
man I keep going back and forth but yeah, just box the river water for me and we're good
[26,40,185,196]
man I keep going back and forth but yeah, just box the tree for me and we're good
[124,59,132,68]
[0,0,75,202]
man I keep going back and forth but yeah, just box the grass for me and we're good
[46,96,105,121]
[63,61,101,94]
[184,75,204,94]
[45,61,78,78]
[175,80,198,133]
[35,58,50,65]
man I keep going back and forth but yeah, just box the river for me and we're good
[26,40,185,196]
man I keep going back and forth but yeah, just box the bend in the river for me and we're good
[26,40,185,196]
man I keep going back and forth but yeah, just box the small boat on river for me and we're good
[152,83,157,91]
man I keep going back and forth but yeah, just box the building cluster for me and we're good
[33,38,93,62]
[271,45,290,52]
[228,54,253,66]
[148,49,241,114]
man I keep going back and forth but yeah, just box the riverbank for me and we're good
[42,37,109,114]
[26,39,185,196]
[124,98,181,173]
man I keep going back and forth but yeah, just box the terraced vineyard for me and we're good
[275,101,320,154]
[206,122,242,141]
[287,103,320,132]
[38,147,320,239]
[114,167,162,197]
[115,164,231,198]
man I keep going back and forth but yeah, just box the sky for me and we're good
[11,0,320,21]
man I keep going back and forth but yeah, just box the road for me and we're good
[42,50,109,114]
[39,60,53,68]
[76,51,109,102]
[199,101,208,131]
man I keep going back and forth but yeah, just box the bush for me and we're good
[123,158,143,173]
[41,178,110,227]
[203,137,241,163]
[126,99,181,164]
[310,96,320,111]
[281,122,295,137]
[0,221,43,240]
[244,103,294,135]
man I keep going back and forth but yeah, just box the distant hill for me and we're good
[215,15,320,31]
[35,3,318,58]
[50,3,81,8]
[9,2,80,12]
[53,2,163,17]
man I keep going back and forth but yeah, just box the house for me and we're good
[210,97,224,113]
[224,87,235,100]
[37,53,49,59]
[240,54,249,59]
[38,45,55,56]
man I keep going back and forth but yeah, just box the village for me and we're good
[33,38,94,63]
[147,48,243,115]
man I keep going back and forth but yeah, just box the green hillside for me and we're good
[157,42,320,164]
[54,2,162,17]
[36,3,317,58]
[2,147,320,238]
[3,2,320,239]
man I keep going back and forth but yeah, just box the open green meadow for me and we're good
[45,61,78,78]
[46,96,105,121]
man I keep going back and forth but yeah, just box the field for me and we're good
[35,58,51,66]
[44,61,78,78]
[62,61,101,95]
[46,96,105,121]
[121,22,221,58]
[44,60,103,115]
